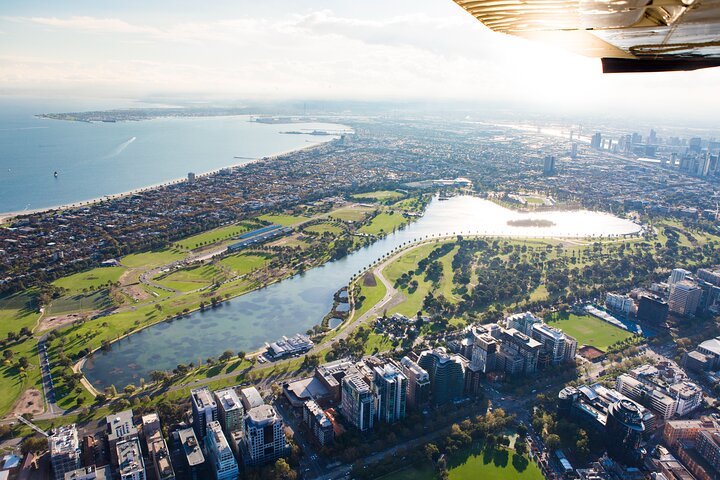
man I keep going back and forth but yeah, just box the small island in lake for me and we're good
[507,218,556,228]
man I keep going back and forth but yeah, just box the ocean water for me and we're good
[0,100,349,214]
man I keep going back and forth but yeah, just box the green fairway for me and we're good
[352,190,405,202]
[219,252,272,276]
[329,206,374,222]
[174,221,259,250]
[52,266,126,294]
[303,222,344,236]
[256,213,307,226]
[359,212,407,235]
[0,291,39,337]
[546,312,633,351]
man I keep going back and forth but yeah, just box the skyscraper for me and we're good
[605,400,646,466]
[373,363,408,423]
[341,374,375,431]
[543,155,555,175]
[418,349,466,405]
[591,132,602,149]
[668,280,702,316]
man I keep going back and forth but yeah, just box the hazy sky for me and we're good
[2,0,720,119]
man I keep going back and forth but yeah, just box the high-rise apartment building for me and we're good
[214,388,243,435]
[373,363,407,423]
[205,421,238,480]
[303,400,334,446]
[606,293,634,317]
[191,387,217,440]
[669,268,692,285]
[141,414,174,480]
[50,424,82,480]
[400,356,430,410]
[531,322,576,366]
[242,404,286,465]
[418,348,466,405]
[341,374,375,431]
[668,280,702,316]
[506,312,542,336]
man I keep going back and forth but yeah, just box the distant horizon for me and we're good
[3,95,720,136]
[3,0,720,123]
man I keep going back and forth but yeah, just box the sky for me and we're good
[2,0,720,121]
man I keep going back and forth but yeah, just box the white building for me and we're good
[668,280,702,316]
[669,268,692,285]
[242,404,286,465]
[531,322,576,366]
[204,421,238,480]
[605,293,634,317]
[373,363,408,424]
[506,312,543,336]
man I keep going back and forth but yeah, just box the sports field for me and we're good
[546,312,633,351]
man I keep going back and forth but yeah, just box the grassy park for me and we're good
[359,212,407,235]
[383,443,543,480]
[52,266,126,294]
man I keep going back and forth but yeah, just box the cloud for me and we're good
[1,8,720,119]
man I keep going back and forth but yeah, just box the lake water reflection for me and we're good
[83,196,640,388]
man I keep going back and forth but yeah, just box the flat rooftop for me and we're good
[177,428,205,467]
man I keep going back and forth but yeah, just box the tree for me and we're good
[515,440,527,456]
[272,458,297,480]
[237,351,246,362]
[544,434,561,451]
[424,443,440,463]
[17,356,29,369]
[219,350,234,362]
[21,436,48,455]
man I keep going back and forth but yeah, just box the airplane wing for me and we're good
[452,0,720,72]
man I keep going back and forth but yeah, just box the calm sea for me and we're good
[0,99,349,214]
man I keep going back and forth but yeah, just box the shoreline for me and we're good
[0,131,348,224]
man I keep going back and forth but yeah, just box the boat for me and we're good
[53,171,58,178]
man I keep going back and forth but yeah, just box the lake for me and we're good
[82,196,640,389]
